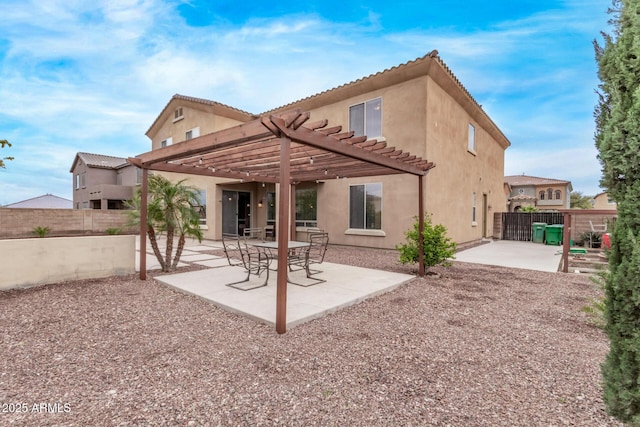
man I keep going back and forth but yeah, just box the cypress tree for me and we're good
[594,0,640,423]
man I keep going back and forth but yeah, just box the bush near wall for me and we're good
[0,208,137,239]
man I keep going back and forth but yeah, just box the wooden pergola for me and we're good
[128,110,435,333]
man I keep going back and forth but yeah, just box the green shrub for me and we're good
[581,271,607,330]
[580,231,602,247]
[106,227,122,235]
[396,214,456,271]
[31,226,51,238]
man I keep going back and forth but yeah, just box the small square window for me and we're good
[468,123,476,152]
[161,137,172,148]
[174,107,183,120]
[185,127,200,141]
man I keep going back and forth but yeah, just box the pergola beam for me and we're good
[270,116,429,176]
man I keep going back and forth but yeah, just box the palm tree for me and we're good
[128,175,203,272]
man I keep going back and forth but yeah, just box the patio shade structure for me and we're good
[128,109,435,333]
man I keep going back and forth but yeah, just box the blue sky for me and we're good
[0,0,611,205]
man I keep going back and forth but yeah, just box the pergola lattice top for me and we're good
[128,110,435,180]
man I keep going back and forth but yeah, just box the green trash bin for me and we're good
[532,222,546,243]
[545,224,564,246]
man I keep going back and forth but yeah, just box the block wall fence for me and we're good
[0,208,137,238]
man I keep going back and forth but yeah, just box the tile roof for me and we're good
[145,51,510,150]
[76,152,129,169]
[4,194,73,209]
[146,94,255,136]
[504,175,571,187]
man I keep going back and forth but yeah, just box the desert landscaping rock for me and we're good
[0,246,622,426]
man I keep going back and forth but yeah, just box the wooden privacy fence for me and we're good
[501,212,564,241]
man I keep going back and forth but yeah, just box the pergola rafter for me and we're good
[129,109,435,333]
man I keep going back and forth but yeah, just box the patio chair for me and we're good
[287,232,329,287]
[225,234,271,291]
[264,225,275,241]
[222,233,244,267]
[243,227,264,241]
[589,220,607,248]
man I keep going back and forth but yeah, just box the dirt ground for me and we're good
[0,246,622,426]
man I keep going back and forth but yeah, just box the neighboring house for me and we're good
[3,194,72,209]
[505,174,572,212]
[70,152,140,210]
[144,51,511,248]
[593,191,617,210]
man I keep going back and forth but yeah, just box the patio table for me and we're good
[250,240,310,270]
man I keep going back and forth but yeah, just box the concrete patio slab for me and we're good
[154,262,415,329]
[194,258,235,268]
[455,240,561,272]
[179,253,219,262]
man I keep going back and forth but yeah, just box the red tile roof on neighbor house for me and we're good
[504,174,571,187]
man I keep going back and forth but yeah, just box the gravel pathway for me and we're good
[0,246,622,426]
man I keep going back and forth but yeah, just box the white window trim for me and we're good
[472,192,477,226]
[468,123,476,155]
[186,127,200,141]
[173,107,184,122]
[344,228,386,237]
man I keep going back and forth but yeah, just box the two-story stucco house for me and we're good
[144,52,511,248]
[592,191,617,210]
[505,174,572,212]
[70,152,141,210]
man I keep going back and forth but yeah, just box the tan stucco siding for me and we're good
[424,77,505,244]
[151,108,246,150]
[316,174,419,249]
[593,193,617,210]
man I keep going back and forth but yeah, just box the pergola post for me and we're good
[290,183,297,240]
[275,136,291,334]
[139,168,148,280]
[562,211,571,273]
[418,175,425,277]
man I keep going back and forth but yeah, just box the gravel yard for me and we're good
[0,245,622,426]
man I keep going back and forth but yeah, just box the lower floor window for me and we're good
[349,183,382,230]
[295,187,317,227]
[195,189,206,225]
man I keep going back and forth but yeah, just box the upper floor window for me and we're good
[185,127,200,141]
[80,172,86,188]
[555,190,561,200]
[539,191,545,200]
[349,183,382,230]
[75,174,80,189]
[349,97,382,138]
[161,137,173,148]
[136,168,142,185]
[174,107,184,121]
[468,123,476,152]
[547,188,553,200]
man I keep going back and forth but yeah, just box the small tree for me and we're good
[1,139,14,169]
[570,191,593,209]
[594,0,640,423]
[397,214,456,271]
[128,175,203,272]
[520,205,538,212]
